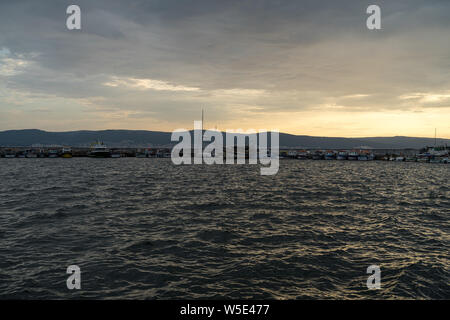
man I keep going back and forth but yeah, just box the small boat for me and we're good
[61,147,73,158]
[348,151,359,161]
[111,149,121,158]
[358,151,374,161]
[297,150,309,160]
[324,151,336,160]
[48,149,59,158]
[135,149,147,158]
[89,141,111,158]
[312,151,323,160]
[430,157,442,163]
[25,150,38,158]
[336,151,347,160]
[395,156,405,162]
[358,155,369,161]
[146,148,156,158]
[287,150,297,158]
[4,149,16,158]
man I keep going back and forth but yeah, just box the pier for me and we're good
[0,146,448,163]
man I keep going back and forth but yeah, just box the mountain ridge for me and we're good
[0,129,448,149]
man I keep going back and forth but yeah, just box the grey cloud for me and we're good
[0,0,450,130]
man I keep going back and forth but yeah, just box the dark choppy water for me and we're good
[0,159,448,299]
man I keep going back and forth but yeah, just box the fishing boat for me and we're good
[358,154,369,161]
[358,150,374,161]
[61,147,72,158]
[337,151,347,160]
[297,150,309,160]
[146,148,156,158]
[25,150,38,158]
[347,151,359,161]
[4,149,16,158]
[324,151,336,160]
[48,149,59,158]
[312,151,323,160]
[135,149,147,158]
[89,141,110,158]
[287,150,297,158]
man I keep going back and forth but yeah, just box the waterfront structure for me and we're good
[88,141,111,158]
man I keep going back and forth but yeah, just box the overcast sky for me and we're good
[1,0,449,137]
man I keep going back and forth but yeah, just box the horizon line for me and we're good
[1,128,449,140]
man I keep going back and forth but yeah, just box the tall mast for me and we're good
[435,128,437,147]
[202,108,204,133]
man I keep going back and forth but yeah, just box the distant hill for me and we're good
[0,129,448,149]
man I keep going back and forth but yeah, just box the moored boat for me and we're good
[312,151,323,160]
[358,155,369,161]
[336,151,347,160]
[61,147,73,158]
[89,141,111,158]
[297,150,309,160]
[111,149,121,158]
[417,156,429,163]
[324,151,336,160]
[135,149,147,158]
[25,150,38,158]
[429,157,442,163]
[48,149,59,158]
[348,151,359,161]
[4,149,16,158]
